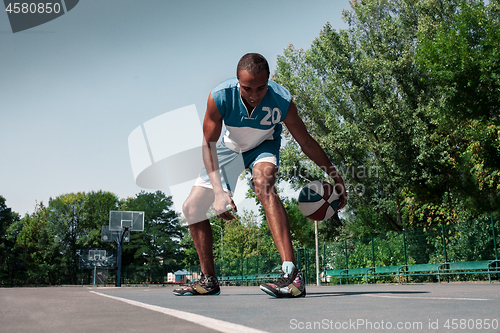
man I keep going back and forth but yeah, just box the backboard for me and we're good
[89,249,106,261]
[109,210,144,231]
[79,248,116,269]
[101,225,130,243]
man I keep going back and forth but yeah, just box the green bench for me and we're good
[322,264,443,284]
[401,263,447,282]
[253,273,280,282]
[321,260,499,285]
[321,268,374,284]
[246,274,268,284]
[373,265,406,283]
[320,269,348,284]
[219,260,500,286]
[441,260,500,283]
[345,267,375,283]
[218,275,241,285]
[244,274,257,282]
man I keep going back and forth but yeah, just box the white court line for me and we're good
[356,294,491,301]
[90,291,269,333]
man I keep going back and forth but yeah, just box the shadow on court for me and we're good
[304,290,429,298]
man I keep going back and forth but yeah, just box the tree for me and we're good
[121,191,185,275]
[16,203,62,284]
[274,0,500,236]
[179,228,199,268]
[220,215,256,260]
[414,0,500,220]
[80,190,120,247]
[244,186,320,252]
[418,0,500,121]
[48,192,87,284]
[0,196,21,286]
[282,197,316,248]
[275,2,425,234]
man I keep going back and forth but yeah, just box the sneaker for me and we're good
[259,267,306,298]
[173,274,220,296]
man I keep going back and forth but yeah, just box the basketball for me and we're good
[298,180,340,221]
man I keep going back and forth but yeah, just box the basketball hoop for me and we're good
[104,211,145,287]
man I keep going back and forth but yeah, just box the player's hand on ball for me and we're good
[214,193,237,220]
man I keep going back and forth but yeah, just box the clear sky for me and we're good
[1,0,350,217]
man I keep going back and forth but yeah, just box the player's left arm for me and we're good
[283,101,347,210]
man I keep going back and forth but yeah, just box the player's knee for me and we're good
[183,198,210,224]
[253,176,277,199]
[182,199,196,221]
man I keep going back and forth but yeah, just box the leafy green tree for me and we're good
[178,221,199,268]
[5,218,25,285]
[80,190,120,247]
[0,196,21,286]
[275,2,425,234]
[220,215,255,260]
[241,187,319,254]
[178,211,251,268]
[207,214,229,261]
[48,192,87,284]
[0,196,13,283]
[415,0,500,220]
[274,0,500,236]
[283,197,316,249]
[121,191,185,275]
[16,203,62,284]
[418,0,500,121]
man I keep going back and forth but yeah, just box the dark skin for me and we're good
[182,69,347,277]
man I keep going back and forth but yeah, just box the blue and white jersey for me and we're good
[211,77,291,153]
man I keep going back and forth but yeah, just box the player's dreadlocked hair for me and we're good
[236,53,270,79]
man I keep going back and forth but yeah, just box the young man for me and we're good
[174,53,347,298]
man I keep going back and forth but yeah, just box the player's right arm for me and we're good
[202,93,237,220]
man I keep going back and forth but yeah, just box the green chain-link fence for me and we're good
[189,215,500,285]
[85,215,498,286]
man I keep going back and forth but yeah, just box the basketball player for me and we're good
[174,53,347,298]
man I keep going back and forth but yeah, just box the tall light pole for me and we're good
[211,223,223,262]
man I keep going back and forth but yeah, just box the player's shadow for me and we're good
[305,291,429,298]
